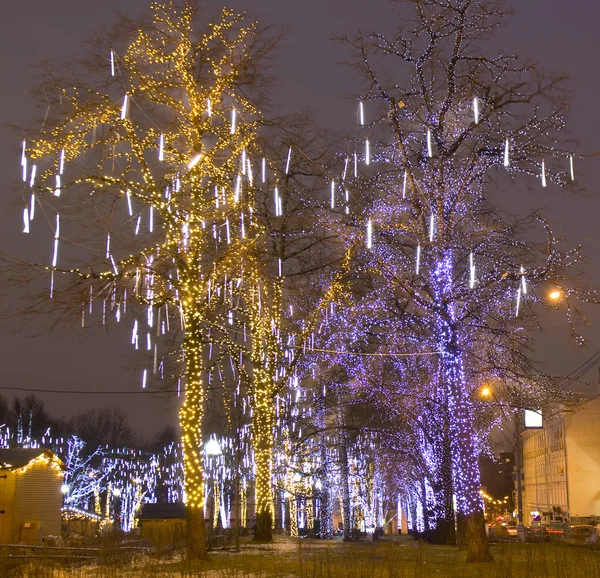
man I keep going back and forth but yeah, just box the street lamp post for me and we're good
[514,411,526,542]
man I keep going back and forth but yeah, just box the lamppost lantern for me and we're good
[205,437,222,456]
[480,385,492,398]
[548,289,563,302]
[61,484,70,495]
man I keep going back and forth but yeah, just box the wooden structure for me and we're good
[0,448,64,544]
[138,503,186,547]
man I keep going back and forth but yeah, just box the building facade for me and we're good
[521,396,600,525]
[0,449,64,544]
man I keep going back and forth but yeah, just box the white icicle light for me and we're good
[158,134,164,161]
[274,187,280,216]
[261,157,266,183]
[416,244,421,274]
[359,101,365,126]
[52,214,60,267]
[342,157,349,181]
[366,219,373,249]
[469,253,475,289]
[142,368,147,389]
[30,193,35,220]
[541,159,547,187]
[126,190,133,216]
[120,94,128,120]
[427,129,433,158]
[569,155,575,182]
[188,153,202,169]
[230,108,237,134]
[54,175,61,197]
[285,147,292,175]
[354,152,358,177]
[504,138,510,167]
[149,205,154,232]
[234,175,241,203]
[402,169,408,198]
[520,265,527,295]
[206,98,212,117]
[330,181,335,209]
[59,149,65,175]
[429,213,435,242]
[29,164,36,188]
[365,139,370,165]
[515,286,522,317]
[105,233,111,258]
[473,97,479,124]
[110,50,115,76]
[22,207,29,233]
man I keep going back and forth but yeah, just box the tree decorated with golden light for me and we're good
[19,1,276,557]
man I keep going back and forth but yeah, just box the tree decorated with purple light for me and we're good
[336,0,591,561]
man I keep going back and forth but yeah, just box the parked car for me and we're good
[565,525,594,545]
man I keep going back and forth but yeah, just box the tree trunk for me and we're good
[185,505,206,559]
[254,510,273,542]
[316,394,333,539]
[251,374,275,543]
[430,420,455,545]
[319,486,333,539]
[460,510,493,562]
[234,451,241,552]
[434,253,491,562]
[338,427,352,541]
[179,313,206,559]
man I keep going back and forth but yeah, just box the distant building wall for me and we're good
[521,396,600,525]
[0,456,62,543]
[564,397,600,518]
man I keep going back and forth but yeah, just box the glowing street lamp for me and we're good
[205,437,222,456]
[480,385,492,398]
[548,289,563,302]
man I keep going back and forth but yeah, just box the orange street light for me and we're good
[548,289,562,301]
[480,385,492,398]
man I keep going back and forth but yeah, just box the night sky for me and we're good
[0,1,599,438]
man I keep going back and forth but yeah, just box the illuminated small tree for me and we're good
[18,1,276,557]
